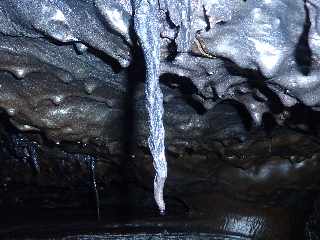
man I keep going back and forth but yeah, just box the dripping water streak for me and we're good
[28,143,40,173]
[133,0,168,214]
[90,158,100,220]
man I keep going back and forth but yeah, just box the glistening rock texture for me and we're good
[0,0,317,141]
[1,0,320,239]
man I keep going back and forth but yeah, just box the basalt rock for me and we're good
[0,0,320,239]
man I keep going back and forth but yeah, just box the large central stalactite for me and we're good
[133,0,167,214]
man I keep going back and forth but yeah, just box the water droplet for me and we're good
[6,108,16,116]
[75,42,88,54]
[52,95,64,105]
[84,83,97,94]
[12,67,28,79]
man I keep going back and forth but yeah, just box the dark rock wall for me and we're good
[0,0,320,239]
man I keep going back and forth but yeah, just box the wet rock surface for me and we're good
[0,0,320,239]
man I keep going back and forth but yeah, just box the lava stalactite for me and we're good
[133,0,168,214]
